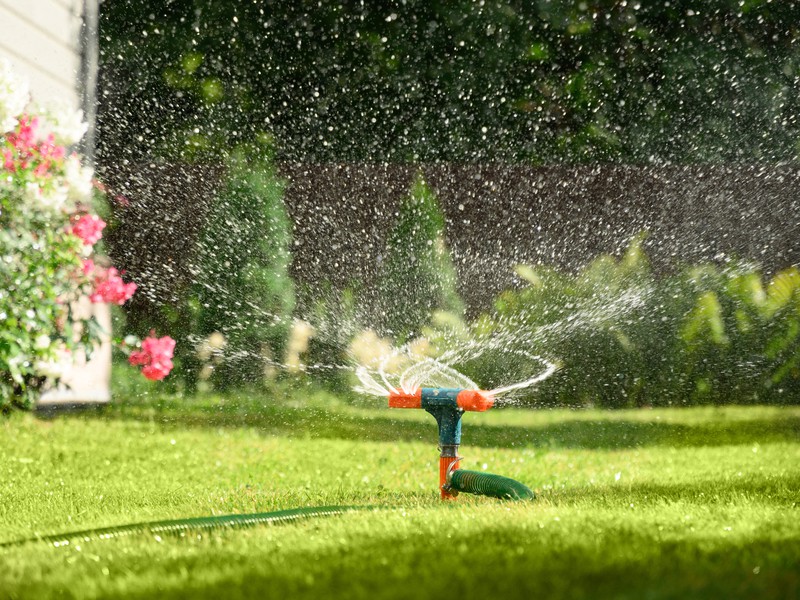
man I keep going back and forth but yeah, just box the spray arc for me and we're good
[389,387,534,500]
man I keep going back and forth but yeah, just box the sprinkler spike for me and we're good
[439,455,460,500]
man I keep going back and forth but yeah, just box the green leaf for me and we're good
[681,291,728,346]
[514,264,542,287]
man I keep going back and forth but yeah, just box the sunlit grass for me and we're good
[1,396,798,599]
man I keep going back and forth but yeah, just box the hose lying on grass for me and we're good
[447,469,535,500]
[1,505,361,548]
[3,474,534,548]
[2,467,534,548]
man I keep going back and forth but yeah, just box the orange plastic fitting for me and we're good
[388,388,494,411]
[388,388,422,409]
[455,389,494,412]
[439,455,459,500]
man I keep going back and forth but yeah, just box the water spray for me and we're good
[388,387,534,500]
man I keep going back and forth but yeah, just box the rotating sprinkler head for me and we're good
[388,387,495,499]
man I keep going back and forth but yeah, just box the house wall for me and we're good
[0,0,85,107]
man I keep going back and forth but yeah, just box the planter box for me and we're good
[38,300,111,406]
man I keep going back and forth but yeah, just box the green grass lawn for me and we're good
[1,393,799,599]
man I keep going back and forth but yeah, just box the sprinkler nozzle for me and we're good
[388,388,494,412]
[387,388,422,409]
[455,389,494,412]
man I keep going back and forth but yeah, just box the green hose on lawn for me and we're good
[1,505,361,548]
[447,469,535,500]
[2,470,533,548]
[3,471,533,548]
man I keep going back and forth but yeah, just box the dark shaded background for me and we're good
[97,0,800,164]
[104,163,800,314]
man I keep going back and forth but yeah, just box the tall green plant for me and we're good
[675,265,800,403]
[186,144,294,389]
[295,284,360,394]
[376,174,463,342]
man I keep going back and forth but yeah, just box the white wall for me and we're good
[0,0,85,108]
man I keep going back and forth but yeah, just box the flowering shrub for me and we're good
[0,60,173,410]
[128,334,176,381]
[84,260,137,305]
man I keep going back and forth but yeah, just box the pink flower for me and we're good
[82,258,95,275]
[88,265,137,305]
[4,116,67,178]
[129,334,175,381]
[11,115,38,150]
[38,133,66,161]
[2,148,14,171]
[70,214,106,246]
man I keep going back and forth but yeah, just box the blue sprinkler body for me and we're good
[420,388,464,447]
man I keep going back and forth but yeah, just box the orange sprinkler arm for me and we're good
[388,388,494,411]
[387,389,422,409]
[455,389,494,412]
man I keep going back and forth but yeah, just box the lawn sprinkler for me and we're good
[388,387,534,501]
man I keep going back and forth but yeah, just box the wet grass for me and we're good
[1,394,798,599]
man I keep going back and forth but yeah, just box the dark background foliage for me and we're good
[97,0,800,165]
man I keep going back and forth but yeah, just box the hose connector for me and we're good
[447,469,535,500]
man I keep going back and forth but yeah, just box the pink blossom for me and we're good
[129,334,175,381]
[88,265,137,305]
[70,214,106,246]
[2,148,13,171]
[38,133,66,161]
[3,116,67,178]
[82,258,95,275]
[11,115,38,150]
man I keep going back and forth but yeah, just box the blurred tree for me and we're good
[376,174,463,341]
[97,0,800,165]
[183,143,295,389]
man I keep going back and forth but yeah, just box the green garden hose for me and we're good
[2,474,533,549]
[447,469,535,500]
[3,471,533,548]
[1,505,362,548]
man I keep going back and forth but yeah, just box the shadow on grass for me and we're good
[199,538,799,600]
[117,512,799,600]
[57,399,800,450]
[541,475,800,507]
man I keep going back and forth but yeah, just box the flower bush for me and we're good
[0,60,173,410]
